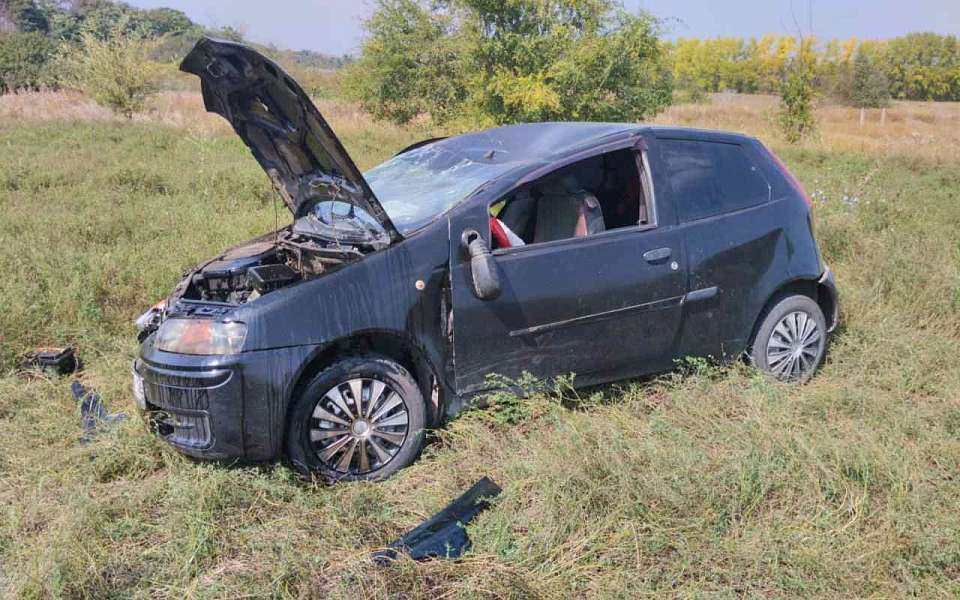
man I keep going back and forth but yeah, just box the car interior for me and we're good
[489,148,650,250]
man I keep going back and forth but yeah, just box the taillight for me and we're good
[762,144,813,208]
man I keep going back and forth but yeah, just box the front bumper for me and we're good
[134,356,244,459]
[134,335,318,461]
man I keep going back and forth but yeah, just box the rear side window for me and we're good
[658,139,770,223]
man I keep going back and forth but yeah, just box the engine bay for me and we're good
[182,229,368,305]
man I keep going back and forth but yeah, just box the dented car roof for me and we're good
[424,122,641,165]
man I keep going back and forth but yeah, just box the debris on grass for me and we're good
[19,347,81,376]
[372,477,502,565]
[71,380,126,442]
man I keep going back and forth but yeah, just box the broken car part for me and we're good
[21,347,81,376]
[71,381,127,441]
[372,477,502,564]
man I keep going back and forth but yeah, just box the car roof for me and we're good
[641,124,759,144]
[432,122,641,165]
[429,122,758,166]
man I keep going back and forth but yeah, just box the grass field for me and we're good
[1,90,959,598]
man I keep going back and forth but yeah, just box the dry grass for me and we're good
[0,89,119,125]
[4,89,958,164]
[654,93,960,162]
[0,90,425,151]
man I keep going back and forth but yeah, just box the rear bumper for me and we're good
[818,266,839,333]
[134,336,319,461]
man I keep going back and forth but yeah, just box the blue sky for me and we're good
[125,0,960,55]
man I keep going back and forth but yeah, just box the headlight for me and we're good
[155,319,247,355]
[134,299,167,332]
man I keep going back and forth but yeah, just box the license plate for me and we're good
[133,371,146,410]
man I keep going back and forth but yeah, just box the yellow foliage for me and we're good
[666,32,960,102]
[489,69,562,117]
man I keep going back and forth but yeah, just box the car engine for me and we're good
[184,230,366,305]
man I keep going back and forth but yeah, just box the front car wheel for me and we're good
[287,356,426,481]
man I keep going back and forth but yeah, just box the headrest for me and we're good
[576,156,605,190]
[538,157,605,195]
[539,174,579,196]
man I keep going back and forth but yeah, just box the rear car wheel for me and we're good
[287,356,425,481]
[750,295,827,383]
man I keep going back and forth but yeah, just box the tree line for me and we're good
[665,33,960,105]
[0,0,352,94]
[345,1,959,129]
[2,0,957,130]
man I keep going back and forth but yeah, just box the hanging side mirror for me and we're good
[460,229,501,300]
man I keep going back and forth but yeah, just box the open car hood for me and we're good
[180,37,401,242]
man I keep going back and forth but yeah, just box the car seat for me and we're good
[533,174,605,243]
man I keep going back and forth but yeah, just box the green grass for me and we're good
[1,115,959,598]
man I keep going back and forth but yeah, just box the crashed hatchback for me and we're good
[133,37,839,481]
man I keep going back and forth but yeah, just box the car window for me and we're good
[658,140,770,223]
[489,148,652,251]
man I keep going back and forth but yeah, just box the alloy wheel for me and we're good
[765,310,823,380]
[309,378,409,475]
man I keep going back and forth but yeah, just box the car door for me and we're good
[647,135,782,359]
[449,151,688,396]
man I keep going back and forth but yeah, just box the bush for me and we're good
[0,31,56,92]
[56,24,159,118]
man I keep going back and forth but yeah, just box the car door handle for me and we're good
[643,247,672,263]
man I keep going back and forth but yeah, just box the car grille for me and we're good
[146,383,211,411]
[138,368,232,412]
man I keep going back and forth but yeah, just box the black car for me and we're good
[133,38,839,481]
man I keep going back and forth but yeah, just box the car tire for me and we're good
[287,355,426,482]
[750,294,827,383]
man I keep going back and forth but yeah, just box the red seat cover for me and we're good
[490,217,511,249]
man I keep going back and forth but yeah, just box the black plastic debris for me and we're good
[372,477,502,565]
[71,381,127,441]
[21,347,81,376]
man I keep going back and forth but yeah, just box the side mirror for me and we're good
[461,229,501,300]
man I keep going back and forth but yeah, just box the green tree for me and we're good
[41,0,186,41]
[344,0,463,124]
[846,48,890,108]
[348,0,672,126]
[3,0,49,32]
[139,7,192,37]
[0,30,55,91]
[881,32,959,101]
[778,53,817,143]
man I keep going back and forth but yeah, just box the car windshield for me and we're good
[364,144,517,235]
